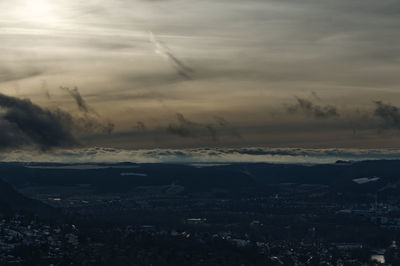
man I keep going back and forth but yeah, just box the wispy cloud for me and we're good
[61,86,90,113]
[60,86,114,134]
[149,32,194,79]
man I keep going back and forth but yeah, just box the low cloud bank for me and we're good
[2,147,400,164]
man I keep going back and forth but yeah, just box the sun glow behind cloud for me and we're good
[14,0,61,25]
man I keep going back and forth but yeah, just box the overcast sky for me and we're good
[1,0,400,150]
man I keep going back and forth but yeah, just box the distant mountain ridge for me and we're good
[2,160,400,196]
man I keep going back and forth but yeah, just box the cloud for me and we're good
[167,113,195,137]
[61,86,89,113]
[373,101,400,129]
[75,116,115,135]
[311,91,321,100]
[149,32,194,80]
[2,0,400,149]
[0,93,114,150]
[0,120,30,148]
[213,116,229,127]
[213,116,242,139]
[167,124,193,137]
[60,86,114,134]
[0,67,42,83]
[136,121,146,131]
[0,93,78,150]
[166,113,241,142]
[3,146,400,164]
[287,97,339,119]
[167,113,217,140]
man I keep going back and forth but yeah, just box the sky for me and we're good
[1,0,400,154]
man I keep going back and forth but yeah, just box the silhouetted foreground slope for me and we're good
[0,178,56,217]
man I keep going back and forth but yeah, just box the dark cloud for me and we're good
[287,97,339,119]
[0,120,30,148]
[0,93,114,150]
[61,86,89,113]
[0,93,78,150]
[373,101,400,129]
